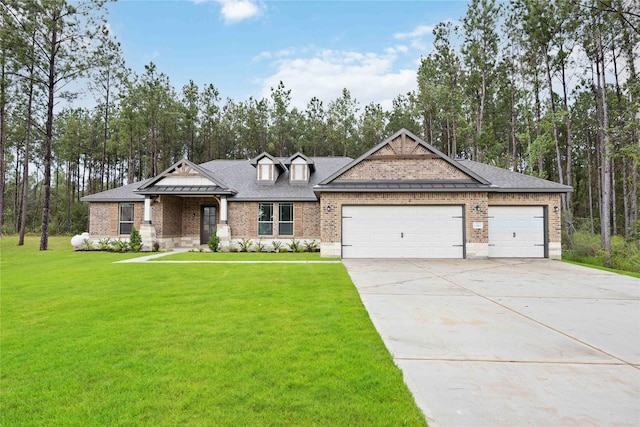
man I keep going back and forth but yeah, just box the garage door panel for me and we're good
[342,205,464,259]
[488,206,545,258]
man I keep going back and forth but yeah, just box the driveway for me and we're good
[343,259,640,427]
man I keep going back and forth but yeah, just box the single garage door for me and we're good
[488,206,546,258]
[342,205,464,258]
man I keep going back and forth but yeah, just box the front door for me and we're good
[200,206,217,244]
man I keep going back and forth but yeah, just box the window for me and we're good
[257,157,274,182]
[291,163,307,181]
[119,203,134,235]
[279,203,294,235]
[258,163,272,181]
[258,202,273,235]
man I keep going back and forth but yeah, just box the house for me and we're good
[81,129,572,259]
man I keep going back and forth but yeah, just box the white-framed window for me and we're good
[257,158,273,181]
[291,163,307,181]
[258,202,273,236]
[119,203,134,235]
[279,203,294,235]
[290,157,308,182]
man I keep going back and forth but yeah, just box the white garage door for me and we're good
[488,206,545,258]
[342,205,464,259]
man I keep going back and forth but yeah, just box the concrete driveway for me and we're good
[343,259,640,427]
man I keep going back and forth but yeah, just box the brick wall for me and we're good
[320,191,563,258]
[228,201,321,240]
[336,158,470,181]
[88,201,144,238]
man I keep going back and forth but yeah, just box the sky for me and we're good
[105,0,470,111]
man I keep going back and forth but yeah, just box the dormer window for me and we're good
[285,153,315,184]
[290,157,308,182]
[258,158,273,181]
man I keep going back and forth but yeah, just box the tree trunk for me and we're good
[544,48,565,187]
[596,33,612,266]
[40,23,58,251]
[560,50,573,240]
[19,62,35,246]
[100,69,110,192]
[0,45,6,232]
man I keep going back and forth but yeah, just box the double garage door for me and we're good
[342,205,465,259]
[341,205,546,259]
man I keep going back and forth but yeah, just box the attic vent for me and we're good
[169,162,196,176]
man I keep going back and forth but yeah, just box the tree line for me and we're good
[0,0,638,263]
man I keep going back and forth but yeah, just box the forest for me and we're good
[0,0,638,268]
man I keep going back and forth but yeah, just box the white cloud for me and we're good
[258,49,417,111]
[393,25,435,40]
[252,48,294,62]
[216,0,262,25]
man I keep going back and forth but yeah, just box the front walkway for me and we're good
[115,250,341,264]
[344,258,640,427]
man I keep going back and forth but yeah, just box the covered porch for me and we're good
[138,194,232,250]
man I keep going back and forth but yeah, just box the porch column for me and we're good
[217,195,231,250]
[140,195,156,251]
[144,196,152,224]
[220,195,228,224]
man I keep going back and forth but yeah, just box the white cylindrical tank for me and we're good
[71,232,90,248]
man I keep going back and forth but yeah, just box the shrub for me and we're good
[81,239,94,251]
[238,238,253,252]
[272,241,283,252]
[207,230,220,252]
[111,240,129,253]
[256,239,266,252]
[98,238,113,251]
[129,227,142,252]
[287,238,300,252]
[303,239,319,252]
[152,241,160,252]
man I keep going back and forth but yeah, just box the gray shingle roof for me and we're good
[80,179,151,202]
[199,157,352,201]
[457,160,573,193]
[81,157,353,202]
[81,152,571,204]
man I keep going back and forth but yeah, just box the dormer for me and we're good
[250,152,286,184]
[284,153,315,184]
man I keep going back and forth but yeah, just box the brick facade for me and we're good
[319,191,563,258]
[228,201,320,240]
[336,158,469,181]
[88,202,144,239]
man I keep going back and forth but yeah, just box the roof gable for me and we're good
[135,159,236,195]
[249,152,287,172]
[319,129,489,185]
[283,152,316,173]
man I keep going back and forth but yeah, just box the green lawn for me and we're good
[154,251,331,261]
[1,236,426,426]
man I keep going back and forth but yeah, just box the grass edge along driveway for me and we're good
[1,236,426,426]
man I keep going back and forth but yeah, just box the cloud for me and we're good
[393,25,435,40]
[392,24,435,52]
[216,0,262,25]
[252,48,294,62]
[258,48,417,111]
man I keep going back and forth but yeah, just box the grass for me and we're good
[155,251,331,261]
[561,259,640,279]
[1,236,426,426]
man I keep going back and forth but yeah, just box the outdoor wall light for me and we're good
[326,204,332,212]
[554,206,559,213]
[475,205,481,212]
